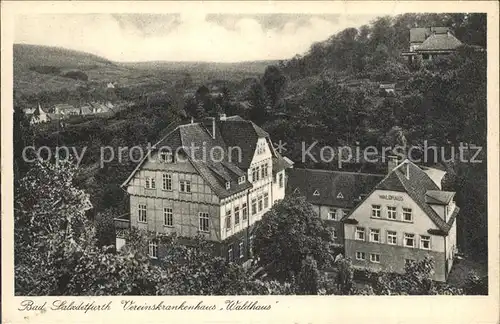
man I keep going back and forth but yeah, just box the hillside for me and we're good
[14,44,277,97]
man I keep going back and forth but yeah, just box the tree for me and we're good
[335,256,355,294]
[297,256,320,295]
[262,65,287,109]
[247,80,268,124]
[252,195,333,281]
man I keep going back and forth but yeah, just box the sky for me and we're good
[14,13,379,62]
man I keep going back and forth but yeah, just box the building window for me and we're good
[262,163,269,178]
[370,253,380,263]
[387,230,397,245]
[225,209,232,231]
[145,176,156,189]
[356,252,366,260]
[371,205,381,218]
[251,198,257,215]
[242,203,248,220]
[162,173,172,191]
[148,240,158,259]
[405,259,415,266]
[163,208,173,226]
[328,208,337,220]
[199,212,209,232]
[258,195,263,212]
[404,233,415,247]
[278,173,284,188]
[332,229,338,239]
[180,180,191,193]
[138,204,147,223]
[263,192,269,209]
[355,227,365,241]
[387,206,397,220]
[234,206,240,225]
[420,235,431,250]
[422,53,429,60]
[252,167,259,182]
[239,241,244,259]
[228,244,233,262]
[225,181,231,190]
[257,142,266,155]
[159,152,173,163]
[370,229,380,243]
[403,208,413,222]
[238,176,246,184]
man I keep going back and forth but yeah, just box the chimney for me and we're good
[404,162,410,179]
[212,117,216,139]
[387,155,399,174]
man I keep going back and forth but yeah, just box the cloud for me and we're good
[15,13,377,62]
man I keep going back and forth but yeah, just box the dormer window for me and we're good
[238,176,246,184]
[159,151,174,163]
[337,192,344,199]
[313,190,320,196]
[225,181,231,190]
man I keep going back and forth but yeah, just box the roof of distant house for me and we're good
[286,168,384,208]
[122,116,291,198]
[410,27,451,43]
[416,31,463,51]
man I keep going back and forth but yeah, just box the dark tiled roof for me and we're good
[218,120,269,169]
[286,168,384,208]
[123,116,286,199]
[417,32,462,51]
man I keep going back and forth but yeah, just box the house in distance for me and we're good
[401,27,463,64]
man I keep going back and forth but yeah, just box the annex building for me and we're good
[287,158,459,282]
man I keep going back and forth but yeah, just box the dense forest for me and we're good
[13,13,488,295]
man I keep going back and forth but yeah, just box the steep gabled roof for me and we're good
[218,119,269,169]
[121,116,282,199]
[286,168,383,208]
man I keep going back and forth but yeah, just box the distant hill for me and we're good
[14,44,134,96]
[118,60,278,75]
[14,44,113,70]
[13,44,277,97]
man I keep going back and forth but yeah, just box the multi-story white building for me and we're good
[118,115,292,262]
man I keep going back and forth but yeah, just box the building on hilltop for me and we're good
[286,169,383,250]
[118,114,293,263]
[401,27,463,63]
[342,158,458,282]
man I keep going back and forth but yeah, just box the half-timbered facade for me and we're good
[119,115,292,262]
